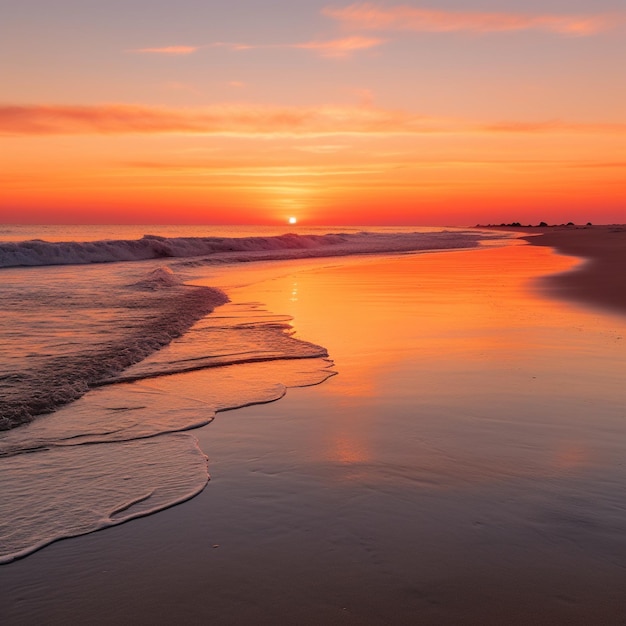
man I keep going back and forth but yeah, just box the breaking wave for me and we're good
[0,230,495,268]
[0,270,228,430]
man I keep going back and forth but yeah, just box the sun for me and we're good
[288,216,297,225]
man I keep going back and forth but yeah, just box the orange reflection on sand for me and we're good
[255,243,580,406]
[330,434,370,466]
[552,441,591,471]
[232,240,622,489]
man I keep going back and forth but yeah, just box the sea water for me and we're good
[0,225,503,563]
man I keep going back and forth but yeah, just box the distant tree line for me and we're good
[476,221,593,228]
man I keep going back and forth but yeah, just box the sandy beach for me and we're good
[522,225,626,315]
[2,229,626,625]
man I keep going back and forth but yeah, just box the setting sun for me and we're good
[1,0,624,226]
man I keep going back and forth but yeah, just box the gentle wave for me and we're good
[0,230,496,268]
[0,278,228,430]
[0,304,335,564]
[0,433,210,564]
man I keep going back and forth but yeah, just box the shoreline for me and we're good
[482,225,626,316]
[523,225,626,316]
[2,241,626,624]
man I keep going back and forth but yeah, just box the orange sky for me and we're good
[1,1,625,225]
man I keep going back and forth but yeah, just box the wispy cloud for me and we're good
[127,162,389,178]
[297,144,349,154]
[2,104,625,137]
[131,37,383,58]
[213,36,383,56]
[324,3,614,36]
[484,120,626,133]
[132,45,201,55]
[291,36,384,57]
[0,104,439,136]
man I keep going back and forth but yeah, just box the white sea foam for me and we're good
[0,433,209,564]
[0,294,335,564]
[131,266,184,289]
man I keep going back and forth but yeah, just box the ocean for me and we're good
[0,225,502,564]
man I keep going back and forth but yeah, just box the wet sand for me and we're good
[2,237,626,625]
[522,225,626,315]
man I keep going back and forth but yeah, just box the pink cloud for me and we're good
[293,36,384,57]
[132,45,201,55]
[324,3,614,36]
[214,36,383,57]
[130,37,383,59]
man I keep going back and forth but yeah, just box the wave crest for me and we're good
[0,231,494,268]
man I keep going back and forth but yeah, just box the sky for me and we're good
[1,0,625,225]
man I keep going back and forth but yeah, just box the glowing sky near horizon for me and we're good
[1,0,625,225]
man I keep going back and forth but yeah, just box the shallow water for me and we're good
[0,294,333,563]
[2,242,626,624]
[1,227,504,563]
